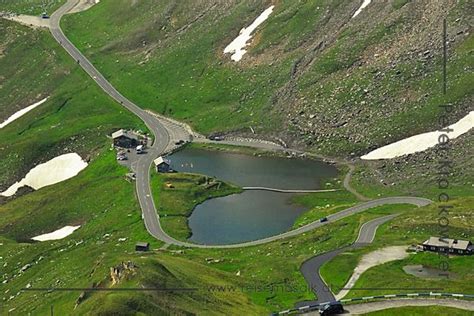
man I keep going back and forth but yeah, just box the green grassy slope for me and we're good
[60,0,473,156]
[1,2,472,315]
[0,20,263,315]
[0,0,65,15]
[0,19,146,191]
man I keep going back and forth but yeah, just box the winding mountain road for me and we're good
[296,214,400,307]
[49,0,432,249]
[50,0,177,247]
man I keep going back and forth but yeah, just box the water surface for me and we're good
[169,148,338,244]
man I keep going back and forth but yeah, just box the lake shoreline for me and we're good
[159,146,341,244]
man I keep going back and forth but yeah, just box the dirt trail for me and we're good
[2,14,50,28]
[335,245,409,300]
[68,0,100,14]
[343,163,369,201]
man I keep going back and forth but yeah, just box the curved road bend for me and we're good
[296,214,400,307]
[50,1,432,249]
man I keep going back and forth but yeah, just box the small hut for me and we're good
[135,242,150,252]
[112,129,138,148]
[154,156,171,173]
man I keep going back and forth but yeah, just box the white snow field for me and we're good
[32,225,81,241]
[0,97,49,129]
[352,0,372,18]
[223,5,274,62]
[0,153,88,197]
[361,111,474,160]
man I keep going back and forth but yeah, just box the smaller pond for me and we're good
[169,148,339,245]
[188,190,306,244]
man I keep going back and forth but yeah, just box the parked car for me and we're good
[136,145,144,154]
[320,217,328,223]
[175,140,185,145]
[117,154,127,161]
[208,134,225,141]
[319,302,344,315]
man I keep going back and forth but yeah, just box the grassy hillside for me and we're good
[0,1,472,315]
[0,19,263,315]
[61,0,473,157]
[0,0,65,15]
[0,19,146,192]
[59,0,474,201]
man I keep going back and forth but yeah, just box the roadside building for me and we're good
[421,237,473,255]
[112,129,138,148]
[135,242,150,252]
[154,156,171,173]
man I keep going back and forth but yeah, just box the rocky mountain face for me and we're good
[268,0,473,157]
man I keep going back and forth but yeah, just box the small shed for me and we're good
[112,129,138,148]
[154,156,171,173]
[135,242,150,252]
[421,237,473,255]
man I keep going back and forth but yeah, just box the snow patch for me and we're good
[32,225,81,241]
[0,153,88,197]
[223,5,274,62]
[352,0,372,18]
[68,0,101,14]
[361,111,474,160]
[0,97,48,129]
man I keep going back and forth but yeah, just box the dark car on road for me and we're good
[175,140,186,145]
[208,134,225,141]
[320,217,328,223]
[319,302,344,315]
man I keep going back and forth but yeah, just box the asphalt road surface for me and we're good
[296,214,400,307]
[49,0,432,249]
[303,298,474,315]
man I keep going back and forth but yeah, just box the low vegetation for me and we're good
[0,20,146,192]
[292,177,358,228]
[60,0,473,158]
[0,0,65,15]
[1,1,472,315]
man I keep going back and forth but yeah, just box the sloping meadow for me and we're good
[0,19,146,193]
[61,0,473,156]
